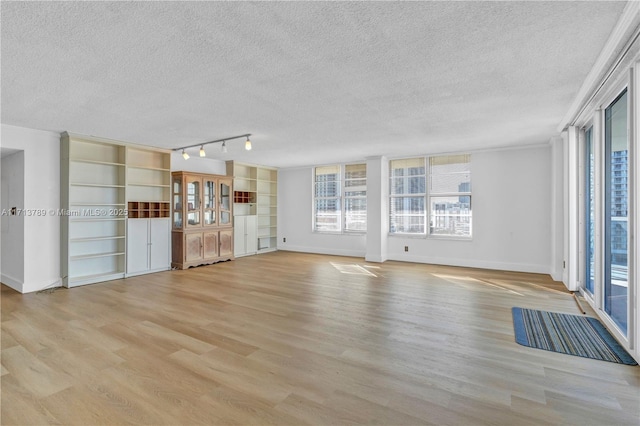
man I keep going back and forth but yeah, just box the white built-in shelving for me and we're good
[226,161,277,256]
[61,133,171,287]
[256,167,277,253]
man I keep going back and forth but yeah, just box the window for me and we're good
[429,155,471,236]
[314,164,367,233]
[344,164,367,232]
[390,158,426,233]
[389,155,471,237]
[314,165,341,232]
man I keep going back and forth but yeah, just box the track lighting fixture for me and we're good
[174,133,252,159]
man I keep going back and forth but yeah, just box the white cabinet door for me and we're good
[127,219,149,274]
[245,215,258,254]
[234,215,258,257]
[234,216,247,256]
[150,218,170,270]
[127,218,170,275]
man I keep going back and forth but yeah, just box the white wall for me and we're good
[278,144,553,274]
[388,145,552,273]
[1,151,25,290]
[1,124,61,293]
[278,167,366,257]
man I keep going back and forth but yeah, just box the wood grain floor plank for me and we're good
[169,348,293,405]
[1,346,73,398]
[199,385,304,425]
[275,392,364,425]
[2,251,638,425]
[0,374,62,425]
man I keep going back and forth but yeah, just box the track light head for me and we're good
[199,145,206,157]
[221,141,228,153]
[245,136,252,151]
[182,149,190,160]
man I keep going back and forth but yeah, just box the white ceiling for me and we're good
[1,1,627,168]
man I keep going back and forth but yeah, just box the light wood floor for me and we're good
[2,251,639,425]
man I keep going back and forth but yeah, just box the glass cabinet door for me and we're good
[220,180,231,225]
[186,176,201,227]
[203,179,216,226]
[172,175,183,229]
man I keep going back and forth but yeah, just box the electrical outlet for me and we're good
[283,237,286,243]
[404,246,409,252]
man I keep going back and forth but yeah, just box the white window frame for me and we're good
[313,163,367,234]
[428,155,472,238]
[389,157,427,235]
[389,154,472,238]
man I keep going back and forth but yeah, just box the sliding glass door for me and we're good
[604,89,628,335]
[585,127,595,295]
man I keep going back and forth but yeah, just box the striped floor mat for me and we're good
[512,307,637,365]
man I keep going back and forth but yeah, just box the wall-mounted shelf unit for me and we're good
[226,161,277,256]
[61,133,172,287]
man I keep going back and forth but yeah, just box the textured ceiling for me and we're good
[1,1,627,168]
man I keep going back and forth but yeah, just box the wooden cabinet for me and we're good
[171,171,233,269]
[226,161,277,256]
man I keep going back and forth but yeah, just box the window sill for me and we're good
[313,231,366,236]
[388,233,472,242]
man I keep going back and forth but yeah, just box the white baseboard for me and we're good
[1,273,23,292]
[365,254,388,263]
[22,277,63,294]
[279,245,366,258]
[385,253,551,275]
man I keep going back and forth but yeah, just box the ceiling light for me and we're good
[174,133,251,158]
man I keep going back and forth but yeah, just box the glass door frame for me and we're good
[603,88,630,335]
[580,122,598,304]
[578,76,634,347]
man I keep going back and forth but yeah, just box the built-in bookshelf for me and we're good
[226,161,277,256]
[126,147,171,203]
[228,162,258,216]
[256,167,277,252]
[61,134,127,287]
[61,133,171,287]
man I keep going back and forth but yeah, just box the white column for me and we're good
[564,126,580,291]
[365,156,388,262]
